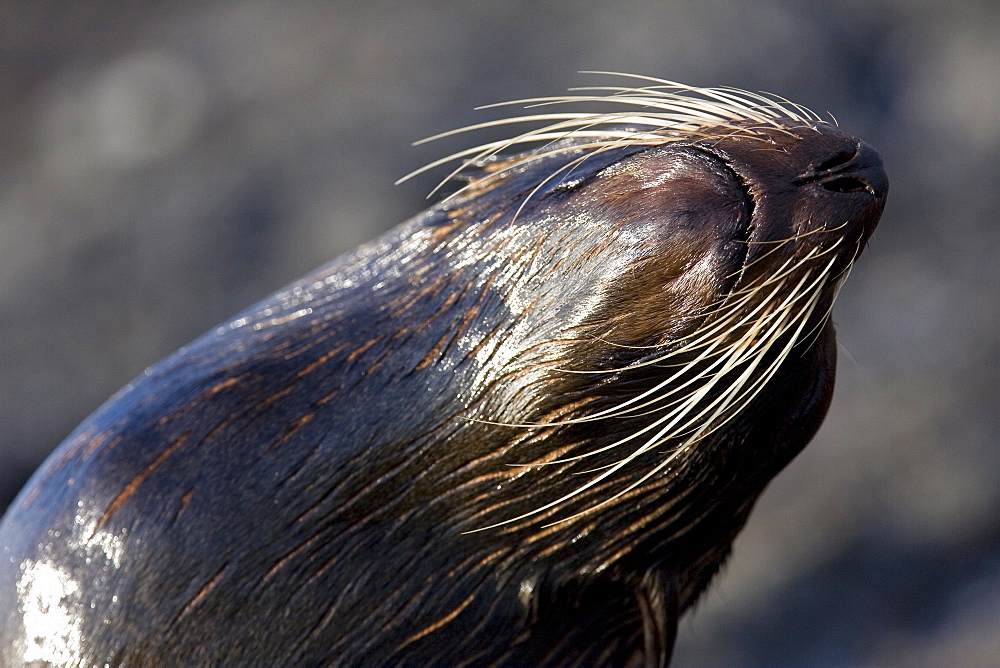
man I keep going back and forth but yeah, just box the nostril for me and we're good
[795,141,887,198]
[814,149,858,173]
[821,176,873,194]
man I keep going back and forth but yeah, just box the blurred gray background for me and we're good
[1,1,998,665]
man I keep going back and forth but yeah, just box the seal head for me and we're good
[0,77,886,666]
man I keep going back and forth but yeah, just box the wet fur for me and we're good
[0,75,886,666]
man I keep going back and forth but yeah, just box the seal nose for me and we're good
[810,141,888,199]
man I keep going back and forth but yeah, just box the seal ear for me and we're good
[637,570,678,668]
[513,569,677,667]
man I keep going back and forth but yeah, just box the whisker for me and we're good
[425,74,867,530]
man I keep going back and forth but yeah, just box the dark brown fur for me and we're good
[0,84,886,666]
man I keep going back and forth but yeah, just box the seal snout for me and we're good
[799,141,888,200]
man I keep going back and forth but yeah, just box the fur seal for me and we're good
[0,75,886,666]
